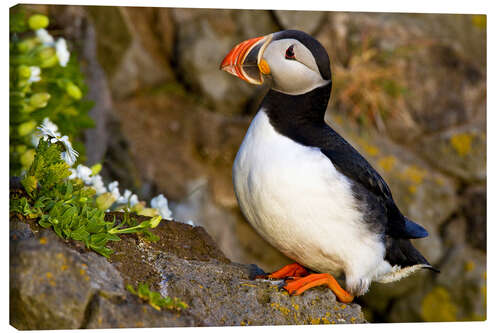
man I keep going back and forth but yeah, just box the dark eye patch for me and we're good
[285,45,295,60]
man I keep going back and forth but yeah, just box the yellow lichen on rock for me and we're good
[310,318,321,325]
[464,260,475,272]
[401,165,427,185]
[450,133,473,157]
[270,302,290,316]
[358,140,380,157]
[377,155,397,173]
[421,286,458,322]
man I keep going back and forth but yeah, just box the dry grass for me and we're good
[332,35,406,131]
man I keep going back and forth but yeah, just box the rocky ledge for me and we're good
[10,209,365,329]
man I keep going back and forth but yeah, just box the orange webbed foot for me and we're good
[283,273,354,303]
[254,262,309,280]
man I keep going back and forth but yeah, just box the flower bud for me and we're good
[37,47,58,68]
[20,149,36,167]
[29,92,51,108]
[18,120,37,136]
[15,145,27,153]
[40,55,59,68]
[137,208,159,217]
[21,104,36,113]
[62,106,78,116]
[17,38,38,53]
[96,192,116,211]
[66,83,82,100]
[38,46,55,60]
[131,202,145,213]
[28,14,49,30]
[148,216,162,228]
[90,163,102,176]
[17,65,31,80]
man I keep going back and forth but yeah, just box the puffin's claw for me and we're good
[262,262,309,280]
[283,273,354,303]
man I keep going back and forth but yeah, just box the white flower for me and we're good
[55,38,70,67]
[35,29,70,67]
[28,66,41,83]
[36,119,77,165]
[35,28,54,45]
[90,174,107,195]
[58,135,78,166]
[108,181,121,199]
[33,117,60,148]
[69,164,93,183]
[116,189,133,205]
[38,118,61,140]
[129,194,139,207]
[42,117,59,134]
[150,194,173,220]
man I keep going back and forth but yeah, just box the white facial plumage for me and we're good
[262,38,330,95]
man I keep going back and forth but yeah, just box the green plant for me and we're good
[126,283,188,311]
[10,8,93,176]
[10,138,163,258]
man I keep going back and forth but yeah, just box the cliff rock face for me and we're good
[10,212,365,329]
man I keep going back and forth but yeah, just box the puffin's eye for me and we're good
[285,45,295,60]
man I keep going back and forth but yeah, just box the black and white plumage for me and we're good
[221,30,437,296]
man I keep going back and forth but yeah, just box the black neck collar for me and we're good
[261,82,332,145]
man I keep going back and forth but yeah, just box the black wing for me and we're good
[319,131,428,239]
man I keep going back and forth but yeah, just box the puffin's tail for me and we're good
[385,237,440,273]
[378,236,439,283]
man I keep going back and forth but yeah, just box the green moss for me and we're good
[126,282,188,311]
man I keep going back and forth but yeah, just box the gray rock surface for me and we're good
[10,212,365,329]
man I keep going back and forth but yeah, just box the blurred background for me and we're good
[11,4,486,323]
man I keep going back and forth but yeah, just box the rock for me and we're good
[10,218,126,330]
[461,186,486,251]
[273,10,326,34]
[416,123,486,182]
[85,293,199,328]
[387,244,486,322]
[10,210,365,329]
[86,6,174,99]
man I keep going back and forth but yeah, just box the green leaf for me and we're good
[21,175,37,195]
[70,227,90,242]
[90,233,110,247]
[107,233,121,242]
[89,243,113,258]
[38,216,52,229]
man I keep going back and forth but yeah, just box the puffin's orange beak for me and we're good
[220,34,272,85]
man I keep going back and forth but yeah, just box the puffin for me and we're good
[220,30,438,303]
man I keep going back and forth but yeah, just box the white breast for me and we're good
[233,110,391,295]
